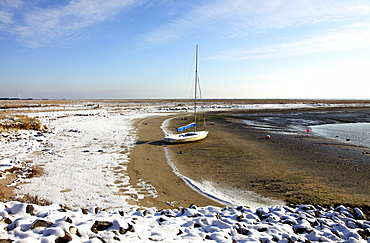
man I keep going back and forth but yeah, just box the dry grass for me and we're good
[0,115,47,132]
[16,194,53,206]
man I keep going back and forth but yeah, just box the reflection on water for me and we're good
[312,123,370,148]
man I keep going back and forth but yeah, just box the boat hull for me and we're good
[164,131,209,143]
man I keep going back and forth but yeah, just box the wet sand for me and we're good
[127,116,224,209]
[129,107,370,210]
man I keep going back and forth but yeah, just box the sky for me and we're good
[0,0,370,100]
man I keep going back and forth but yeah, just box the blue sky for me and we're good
[1,0,370,99]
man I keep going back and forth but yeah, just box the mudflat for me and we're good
[129,107,370,210]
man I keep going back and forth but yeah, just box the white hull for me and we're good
[164,131,209,143]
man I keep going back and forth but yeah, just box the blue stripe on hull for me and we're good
[176,122,196,131]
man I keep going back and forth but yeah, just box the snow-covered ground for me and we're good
[0,101,369,242]
[0,201,369,242]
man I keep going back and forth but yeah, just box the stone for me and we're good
[55,230,73,243]
[30,219,53,229]
[119,223,135,235]
[236,215,244,222]
[0,218,12,224]
[69,226,81,237]
[91,221,113,233]
[354,207,367,220]
[26,205,35,215]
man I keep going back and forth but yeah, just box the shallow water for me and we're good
[312,122,370,148]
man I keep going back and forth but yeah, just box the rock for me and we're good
[30,219,53,229]
[55,230,72,242]
[236,224,250,236]
[181,207,200,217]
[69,226,81,237]
[236,215,244,222]
[292,219,314,234]
[91,221,113,233]
[9,203,27,215]
[256,207,269,220]
[194,223,201,228]
[65,217,72,224]
[26,205,35,215]
[119,223,135,235]
[358,228,370,240]
[354,207,367,220]
[335,205,354,218]
[161,209,176,217]
[0,218,12,224]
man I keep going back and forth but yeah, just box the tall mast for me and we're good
[194,45,198,132]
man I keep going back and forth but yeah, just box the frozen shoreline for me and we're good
[1,101,370,208]
[0,102,340,208]
[1,101,370,242]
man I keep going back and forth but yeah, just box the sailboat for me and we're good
[164,45,209,143]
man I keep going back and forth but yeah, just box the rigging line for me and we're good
[197,76,207,130]
[183,60,195,99]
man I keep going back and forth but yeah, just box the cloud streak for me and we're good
[1,0,370,50]
[211,23,370,60]
[140,0,370,47]
[1,0,141,47]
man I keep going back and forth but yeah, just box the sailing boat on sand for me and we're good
[164,45,209,143]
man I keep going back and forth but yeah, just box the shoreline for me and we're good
[1,102,370,242]
[126,115,224,209]
[129,106,370,210]
[1,103,369,213]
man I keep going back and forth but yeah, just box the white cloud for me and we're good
[1,0,141,47]
[210,23,370,60]
[0,0,24,25]
[0,10,12,24]
[140,0,370,46]
[2,0,370,48]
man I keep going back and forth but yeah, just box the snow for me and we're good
[0,202,368,242]
[0,101,369,242]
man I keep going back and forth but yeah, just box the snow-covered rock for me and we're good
[0,202,369,242]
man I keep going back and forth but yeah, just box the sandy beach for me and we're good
[129,106,370,212]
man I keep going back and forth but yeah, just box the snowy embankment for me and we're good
[0,102,370,242]
[0,201,369,242]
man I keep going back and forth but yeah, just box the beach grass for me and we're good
[0,115,47,132]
